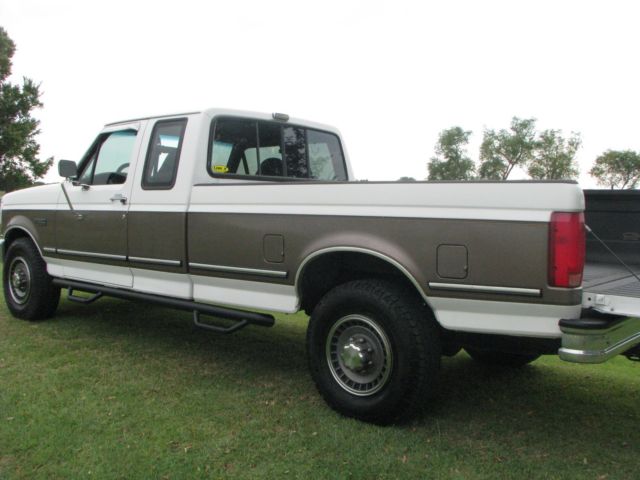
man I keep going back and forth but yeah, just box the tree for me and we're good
[478,117,536,180]
[397,176,416,182]
[528,129,581,180]
[427,127,475,180]
[0,27,52,192]
[590,150,640,189]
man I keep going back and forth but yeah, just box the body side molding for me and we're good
[56,249,127,261]
[428,282,541,297]
[188,262,288,279]
[129,256,182,267]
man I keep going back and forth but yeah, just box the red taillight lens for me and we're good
[548,212,585,288]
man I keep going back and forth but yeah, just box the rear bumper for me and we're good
[559,315,640,363]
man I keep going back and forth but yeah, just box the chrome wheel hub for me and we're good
[340,337,372,372]
[8,257,31,305]
[326,314,393,396]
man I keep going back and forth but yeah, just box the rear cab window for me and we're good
[208,117,347,181]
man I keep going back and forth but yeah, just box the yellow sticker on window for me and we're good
[213,165,229,173]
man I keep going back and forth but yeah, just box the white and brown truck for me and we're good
[2,109,639,424]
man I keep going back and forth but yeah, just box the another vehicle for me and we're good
[2,109,639,424]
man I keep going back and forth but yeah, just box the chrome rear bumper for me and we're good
[559,316,640,363]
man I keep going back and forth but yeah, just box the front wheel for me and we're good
[307,279,441,425]
[3,238,60,320]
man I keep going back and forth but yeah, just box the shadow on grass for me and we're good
[53,297,308,377]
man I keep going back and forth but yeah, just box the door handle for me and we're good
[110,194,127,204]
[74,212,84,221]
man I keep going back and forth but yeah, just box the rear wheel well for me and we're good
[297,251,424,315]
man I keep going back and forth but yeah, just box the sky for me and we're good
[2,0,639,187]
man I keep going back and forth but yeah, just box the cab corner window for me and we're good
[307,130,347,181]
[208,117,346,181]
[142,119,187,189]
[78,129,137,186]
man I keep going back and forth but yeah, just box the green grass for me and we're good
[1,295,639,479]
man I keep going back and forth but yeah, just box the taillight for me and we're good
[548,212,585,288]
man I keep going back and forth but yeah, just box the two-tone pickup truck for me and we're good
[2,109,639,424]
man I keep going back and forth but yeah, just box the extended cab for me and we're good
[2,109,639,424]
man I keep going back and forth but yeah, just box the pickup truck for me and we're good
[2,109,639,424]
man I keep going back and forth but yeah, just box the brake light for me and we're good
[548,212,585,288]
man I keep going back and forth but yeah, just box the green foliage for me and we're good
[590,150,640,189]
[528,130,581,180]
[479,117,537,180]
[427,127,475,181]
[0,27,52,192]
[398,176,416,182]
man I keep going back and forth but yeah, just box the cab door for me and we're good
[56,122,145,287]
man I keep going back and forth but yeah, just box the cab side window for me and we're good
[210,118,258,176]
[208,117,347,181]
[142,119,187,189]
[78,130,137,185]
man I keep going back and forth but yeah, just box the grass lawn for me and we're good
[1,294,639,479]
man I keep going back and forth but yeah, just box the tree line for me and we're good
[426,118,640,189]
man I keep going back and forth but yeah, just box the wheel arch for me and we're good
[295,246,435,317]
[3,225,43,259]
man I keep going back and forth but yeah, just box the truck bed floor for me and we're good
[584,262,640,298]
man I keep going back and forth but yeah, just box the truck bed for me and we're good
[583,189,640,317]
[584,262,640,298]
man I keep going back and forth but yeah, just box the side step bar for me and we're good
[52,278,275,334]
[559,314,640,363]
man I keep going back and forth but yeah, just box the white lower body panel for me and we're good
[45,256,298,313]
[131,268,192,299]
[45,256,133,288]
[191,275,298,313]
[429,296,581,338]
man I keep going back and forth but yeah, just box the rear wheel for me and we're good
[465,348,539,367]
[307,279,440,425]
[3,238,60,320]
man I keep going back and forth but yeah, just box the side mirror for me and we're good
[58,160,78,179]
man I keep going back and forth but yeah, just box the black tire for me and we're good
[307,279,441,425]
[3,237,60,320]
[465,348,539,367]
